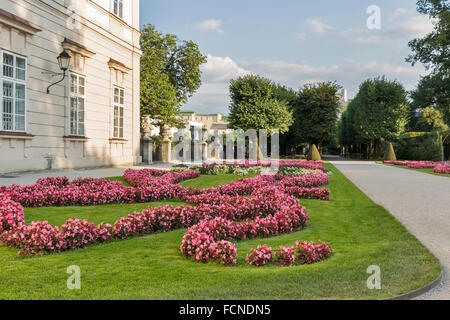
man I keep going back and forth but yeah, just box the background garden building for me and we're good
[0,0,142,174]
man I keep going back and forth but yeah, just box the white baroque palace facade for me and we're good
[0,0,142,174]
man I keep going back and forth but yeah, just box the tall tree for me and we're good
[140,24,207,128]
[407,0,450,125]
[353,77,409,158]
[292,82,342,149]
[228,75,293,134]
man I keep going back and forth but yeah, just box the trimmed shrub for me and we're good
[307,144,321,161]
[384,143,397,161]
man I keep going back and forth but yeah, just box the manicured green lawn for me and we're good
[382,163,449,177]
[0,164,440,300]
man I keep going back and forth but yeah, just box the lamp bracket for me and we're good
[42,71,64,78]
[46,71,67,94]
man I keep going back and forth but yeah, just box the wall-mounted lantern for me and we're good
[46,50,71,94]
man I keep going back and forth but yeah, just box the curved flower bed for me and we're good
[384,160,450,170]
[179,187,310,266]
[0,170,200,208]
[434,166,450,174]
[0,165,332,266]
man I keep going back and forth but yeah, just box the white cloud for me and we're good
[182,55,250,114]
[305,18,334,35]
[347,15,434,45]
[386,16,434,39]
[202,54,250,82]
[194,19,224,34]
[183,55,426,115]
[390,8,409,21]
[349,35,387,45]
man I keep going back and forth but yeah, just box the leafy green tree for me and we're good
[140,24,207,128]
[416,107,449,131]
[409,74,450,126]
[353,77,409,158]
[292,82,342,149]
[337,98,361,153]
[228,75,293,134]
[407,0,450,125]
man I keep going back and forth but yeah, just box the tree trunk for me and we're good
[374,139,382,159]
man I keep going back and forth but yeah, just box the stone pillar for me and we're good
[160,125,172,163]
[202,127,208,161]
[141,137,153,164]
[140,115,154,164]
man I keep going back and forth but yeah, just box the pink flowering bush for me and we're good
[209,240,237,266]
[274,246,296,266]
[0,196,25,233]
[295,240,332,265]
[0,170,200,208]
[434,166,450,174]
[179,186,310,266]
[246,240,332,267]
[246,245,274,266]
[385,160,450,171]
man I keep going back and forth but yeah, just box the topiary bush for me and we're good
[384,143,397,161]
[307,144,322,161]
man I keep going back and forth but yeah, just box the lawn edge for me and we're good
[327,162,443,300]
[384,266,444,300]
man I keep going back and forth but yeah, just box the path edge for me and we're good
[384,266,444,300]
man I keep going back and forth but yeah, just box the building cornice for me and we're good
[62,38,96,58]
[108,58,131,73]
[0,8,41,35]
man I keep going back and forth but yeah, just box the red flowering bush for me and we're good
[246,240,332,267]
[59,219,98,250]
[295,240,332,264]
[434,166,450,174]
[274,246,296,266]
[0,170,200,208]
[179,186,310,266]
[385,160,450,170]
[209,240,237,266]
[0,196,25,233]
[246,245,274,266]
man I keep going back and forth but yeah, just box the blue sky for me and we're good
[140,0,433,115]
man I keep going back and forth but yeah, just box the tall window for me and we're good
[1,52,26,132]
[113,0,123,18]
[69,73,85,136]
[113,86,124,138]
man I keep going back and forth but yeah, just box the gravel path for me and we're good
[328,158,450,300]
